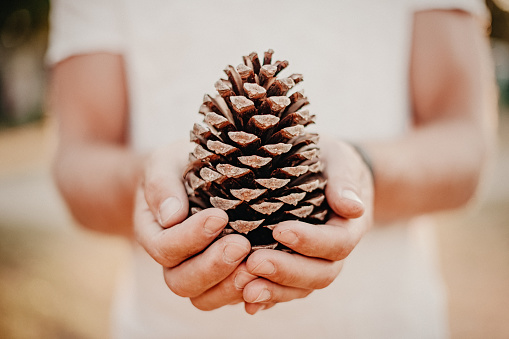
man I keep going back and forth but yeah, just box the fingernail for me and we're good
[204,216,227,235]
[158,197,182,225]
[254,289,271,303]
[342,190,363,206]
[275,229,298,245]
[234,271,254,290]
[223,243,249,264]
[251,260,275,275]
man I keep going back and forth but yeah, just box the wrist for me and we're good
[349,143,375,182]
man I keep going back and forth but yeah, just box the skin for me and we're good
[50,10,497,315]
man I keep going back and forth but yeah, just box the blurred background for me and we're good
[0,1,508,338]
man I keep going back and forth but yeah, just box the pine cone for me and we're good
[184,50,330,251]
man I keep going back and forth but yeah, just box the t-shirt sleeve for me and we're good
[411,0,490,22]
[46,0,126,65]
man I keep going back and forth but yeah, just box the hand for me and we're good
[241,137,374,314]
[134,141,256,311]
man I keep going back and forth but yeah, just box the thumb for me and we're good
[325,184,365,219]
[322,141,368,219]
[142,144,190,228]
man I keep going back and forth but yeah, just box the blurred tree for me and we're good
[487,0,509,41]
[486,0,509,106]
[0,0,49,127]
[0,0,49,45]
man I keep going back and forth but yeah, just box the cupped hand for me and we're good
[134,141,256,311]
[242,137,374,314]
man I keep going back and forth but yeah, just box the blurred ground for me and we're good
[0,121,130,339]
[0,112,508,339]
[434,109,509,338]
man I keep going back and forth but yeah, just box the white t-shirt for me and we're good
[47,1,487,338]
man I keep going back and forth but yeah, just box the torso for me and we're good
[113,1,446,338]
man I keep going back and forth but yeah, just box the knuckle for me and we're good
[200,249,232,280]
[143,173,162,196]
[293,289,314,300]
[314,262,343,289]
[216,275,244,303]
[313,272,336,290]
[146,148,164,170]
[282,271,300,287]
[211,245,230,268]
[190,298,215,311]
[152,240,179,268]
[303,289,314,298]
[164,272,195,298]
[133,228,147,251]
[228,299,243,306]
[330,228,356,261]
[336,240,355,261]
[329,245,348,261]
[218,279,235,298]
[329,252,344,262]
[275,266,299,287]
[264,302,277,311]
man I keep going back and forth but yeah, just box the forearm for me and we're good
[53,142,144,237]
[364,116,492,223]
[361,10,498,224]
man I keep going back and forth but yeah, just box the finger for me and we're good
[243,278,313,305]
[321,139,371,219]
[135,186,229,267]
[190,263,257,311]
[272,217,366,261]
[164,234,251,298]
[244,301,277,315]
[143,143,190,227]
[246,250,343,289]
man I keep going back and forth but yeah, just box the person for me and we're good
[47,0,497,338]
